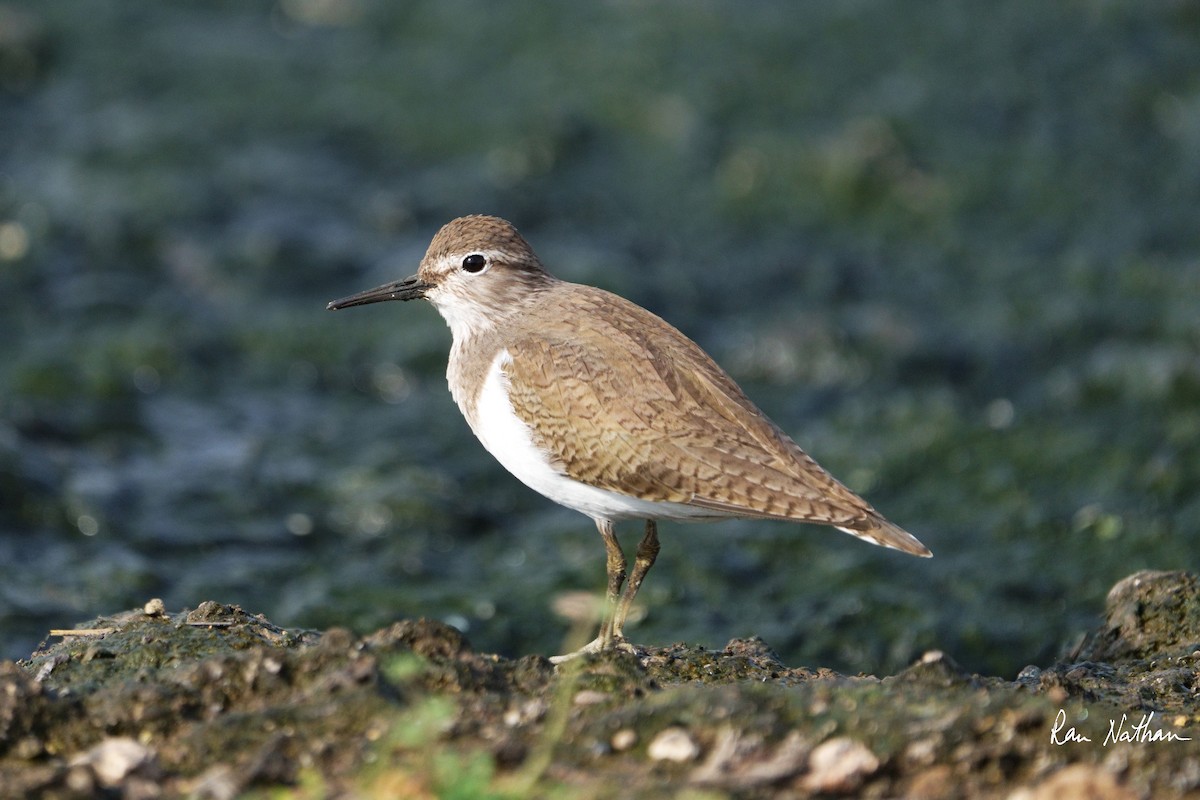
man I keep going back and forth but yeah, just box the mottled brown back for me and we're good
[499,282,928,554]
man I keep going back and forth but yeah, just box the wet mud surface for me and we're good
[2,570,1197,798]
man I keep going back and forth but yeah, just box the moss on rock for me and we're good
[2,573,1198,798]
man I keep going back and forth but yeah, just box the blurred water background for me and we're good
[1,0,1197,675]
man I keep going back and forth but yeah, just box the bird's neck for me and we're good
[437,273,560,418]
[446,327,508,425]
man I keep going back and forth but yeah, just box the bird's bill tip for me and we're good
[326,275,430,310]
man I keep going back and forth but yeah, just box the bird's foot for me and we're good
[549,634,645,664]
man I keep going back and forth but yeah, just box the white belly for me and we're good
[467,349,722,523]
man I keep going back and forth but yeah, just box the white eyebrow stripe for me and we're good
[433,249,511,272]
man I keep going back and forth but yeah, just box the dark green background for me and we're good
[2,1,1197,676]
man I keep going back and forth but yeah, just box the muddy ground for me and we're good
[1,570,1197,799]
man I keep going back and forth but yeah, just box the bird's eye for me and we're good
[462,254,487,273]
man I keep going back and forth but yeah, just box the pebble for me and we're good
[572,690,609,706]
[610,729,637,752]
[907,764,955,800]
[647,727,700,762]
[1008,763,1136,800]
[800,737,879,794]
[1015,665,1041,688]
[502,698,547,727]
[69,737,153,787]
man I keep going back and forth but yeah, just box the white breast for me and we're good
[467,349,722,523]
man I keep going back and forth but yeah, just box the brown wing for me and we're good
[502,285,931,557]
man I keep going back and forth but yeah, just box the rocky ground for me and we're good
[2,570,1197,799]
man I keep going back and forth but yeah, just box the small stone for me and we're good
[723,635,784,664]
[13,736,44,759]
[611,729,637,751]
[692,729,809,788]
[572,690,609,706]
[143,598,166,617]
[891,650,972,688]
[648,727,700,762]
[503,698,547,727]
[1015,665,1041,687]
[800,737,879,794]
[908,764,955,800]
[69,737,153,787]
[65,766,95,794]
[903,736,939,768]
[1015,763,1136,800]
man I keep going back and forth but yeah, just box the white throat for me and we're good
[429,294,494,345]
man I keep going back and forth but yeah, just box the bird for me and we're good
[328,215,931,661]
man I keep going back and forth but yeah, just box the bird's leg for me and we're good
[613,520,659,640]
[550,519,653,665]
[597,518,626,649]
